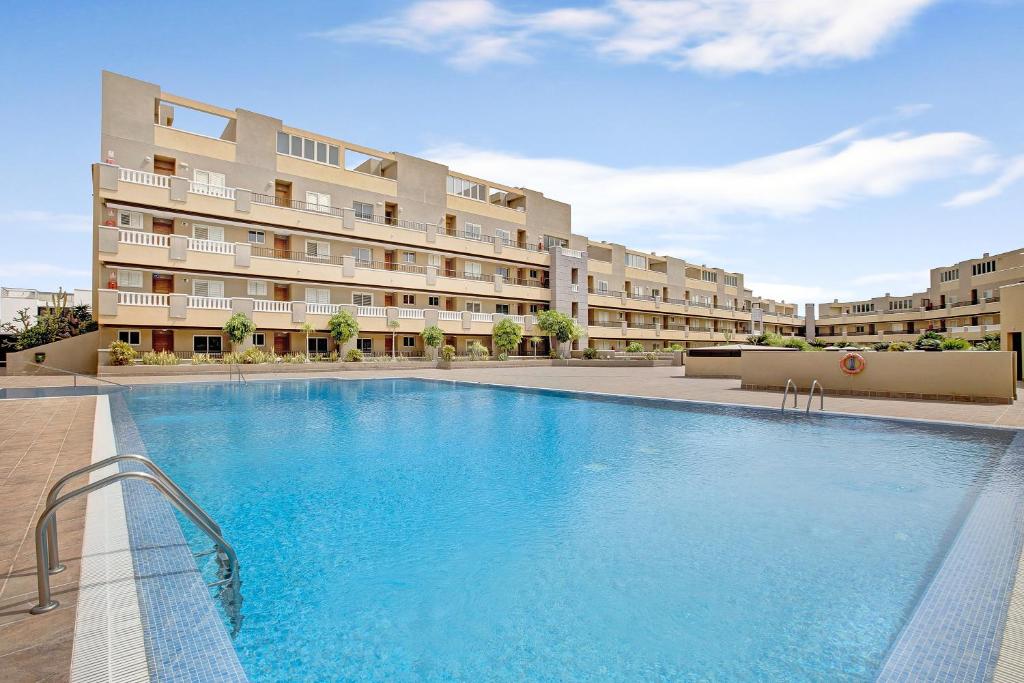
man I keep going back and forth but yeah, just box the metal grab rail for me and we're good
[30,471,243,634]
[43,454,219,574]
[229,364,246,384]
[28,363,131,390]
[781,379,798,411]
[806,380,824,414]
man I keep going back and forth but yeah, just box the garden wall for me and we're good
[739,350,1017,403]
[6,332,99,376]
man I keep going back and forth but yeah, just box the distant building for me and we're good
[1,287,92,328]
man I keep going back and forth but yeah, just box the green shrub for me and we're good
[941,337,971,351]
[782,337,811,351]
[626,341,644,353]
[888,341,912,352]
[746,332,783,347]
[345,349,364,362]
[140,350,178,365]
[283,353,308,364]
[872,342,890,351]
[191,353,214,364]
[582,347,598,360]
[548,350,559,359]
[222,313,255,346]
[975,332,1000,351]
[642,352,656,360]
[497,352,508,361]
[238,347,277,364]
[535,309,583,358]
[327,310,359,347]
[421,325,444,354]
[668,343,684,352]
[440,344,456,362]
[467,341,489,360]
[492,318,524,356]
[917,338,942,352]
[108,340,136,366]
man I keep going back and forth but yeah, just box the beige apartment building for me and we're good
[91,71,801,360]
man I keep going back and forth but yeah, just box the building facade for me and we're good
[92,72,802,360]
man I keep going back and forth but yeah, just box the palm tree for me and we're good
[388,319,401,359]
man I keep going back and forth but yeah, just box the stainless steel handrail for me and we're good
[43,454,219,574]
[782,379,798,411]
[806,380,824,414]
[30,471,242,634]
[229,363,246,384]
[29,363,131,390]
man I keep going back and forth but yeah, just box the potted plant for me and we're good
[223,313,256,352]
[34,351,46,364]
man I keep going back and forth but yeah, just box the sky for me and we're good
[1,0,1022,307]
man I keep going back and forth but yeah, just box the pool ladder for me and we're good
[781,379,825,414]
[228,363,247,384]
[29,454,244,636]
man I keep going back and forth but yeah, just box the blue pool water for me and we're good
[121,379,1016,681]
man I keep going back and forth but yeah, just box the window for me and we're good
[543,235,568,250]
[402,252,416,264]
[428,296,440,306]
[352,247,371,265]
[724,275,739,287]
[402,336,416,348]
[118,330,140,345]
[495,304,509,314]
[529,270,539,279]
[529,304,540,313]
[193,169,225,189]
[305,288,330,305]
[465,262,482,279]
[701,271,718,283]
[116,269,143,289]
[308,337,329,354]
[192,279,224,297]
[117,210,143,230]
[446,176,486,201]
[252,333,265,347]
[972,260,996,276]
[634,286,645,298]
[940,268,959,283]
[352,292,373,306]
[193,335,223,354]
[465,301,482,313]
[353,201,374,220]
[356,338,373,352]
[402,294,415,305]
[247,230,265,244]
[852,303,875,313]
[889,299,913,310]
[305,191,331,213]
[427,254,442,269]
[496,266,510,280]
[192,224,224,241]
[277,131,340,167]
[464,222,482,240]
[247,280,268,296]
[495,228,511,245]
[597,280,609,294]
[625,253,647,270]
[306,240,330,260]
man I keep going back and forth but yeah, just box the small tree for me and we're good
[535,309,582,358]
[299,322,314,360]
[223,313,256,351]
[492,318,523,358]
[328,310,359,353]
[387,319,401,359]
[421,325,444,359]
[529,336,542,357]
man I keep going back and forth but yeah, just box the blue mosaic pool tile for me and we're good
[876,430,1024,682]
[109,393,248,683]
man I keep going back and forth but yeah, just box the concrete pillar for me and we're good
[169,235,187,261]
[493,273,503,292]
[291,301,306,324]
[169,293,188,319]
[98,227,120,254]
[804,302,816,341]
[342,208,355,230]
[98,289,118,316]
[493,238,503,255]
[231,297,255,318]
[424,309,439,327]
[523,315,533,333]
[386,307,399,324]
[97,163,119,191]
[426,222,437,243]
[169,176,188,202]
[461,311,472,330]
[234,188,251,213]
[234,243,251,268]
[620,321,628,337]
[342,255,355,278]
[620,292,627,306]
[426,266,438,286]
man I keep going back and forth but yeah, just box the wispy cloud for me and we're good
[945,155,1024,207]
[744,280,853,306]
[0,209,90,233]
[319,0,938,73]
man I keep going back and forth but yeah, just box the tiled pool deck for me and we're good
[2,366,1024,681]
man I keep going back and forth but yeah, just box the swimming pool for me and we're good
[118,378,1021,680]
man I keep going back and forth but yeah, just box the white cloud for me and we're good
[0,210,90,233]
[745,280,852,306]
[319,0,938,72]
[945,155,1024,207]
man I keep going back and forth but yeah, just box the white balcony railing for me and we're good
[253,300,291,313]
[562,248,585,259]
[189,181,236,200]
[438,311,462,321]
[117,291,168,307]
[570,284,579,293]
[357,306,386,318]
[119,230,169,247]
[119,168,171,189]
[398,308,424,319]
[471,312,493,322]
[306,303,340,315]
[507,315,526,324]
[188,296,231,310]
[187,238,235,255]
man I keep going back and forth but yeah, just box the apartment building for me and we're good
[92,72,801,360]
[812,248,1024,350]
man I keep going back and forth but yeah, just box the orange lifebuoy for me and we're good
[839,352,866,375]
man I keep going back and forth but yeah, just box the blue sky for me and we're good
[1,0,1022,306]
